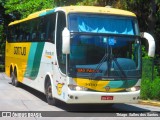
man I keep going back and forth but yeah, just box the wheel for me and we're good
[11,71,20,87]
[45,80,57,106]
[11,72,15,86]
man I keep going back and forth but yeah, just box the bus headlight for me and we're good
[126,86,140,92]
[68,84,88,91]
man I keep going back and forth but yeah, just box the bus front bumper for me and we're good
[66,90,140,104]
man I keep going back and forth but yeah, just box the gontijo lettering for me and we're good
[14,47,26,56]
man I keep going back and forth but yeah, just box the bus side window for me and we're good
[24,21,30,41]
[8,26,15,42]
[15,25,20,42]
[19,35,23,41]
[41,33,46,41]
[13,35,17,42]
[49,13,56,43]
[30,18,38,41]
[26,34,30,41]
[19,23,23,42]
[40,17,46,41]
[22,22,28,42]
[32,33,36,40]
[43,13,56,43]
[56,11,66,74]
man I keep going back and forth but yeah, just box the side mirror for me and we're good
[62,27,70,54]
[141,32,155,57]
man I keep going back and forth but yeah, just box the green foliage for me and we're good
[0,64,4,72]
[77,0,97,6]
[4,0,55,18]
[0,25,5,55]
[141,57,160,101]
[141,45,150,59]
[77,0,122,6]
[54,0,80,6]
[0,0,5,4]
[0,25,3,43]
[141,76,160,101]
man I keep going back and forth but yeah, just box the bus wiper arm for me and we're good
[89,53,108,80]
[112,58,126,78]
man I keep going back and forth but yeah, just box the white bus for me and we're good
[5,6,155,105]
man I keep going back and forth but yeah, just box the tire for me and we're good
[11,71,20,87]
[11,72,15,86]
[45,80,57,106]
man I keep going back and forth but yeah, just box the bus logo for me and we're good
[105,86,110,92]
[14,47,26,56]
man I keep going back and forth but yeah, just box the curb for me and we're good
[138,100,160,107]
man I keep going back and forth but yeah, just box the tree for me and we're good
[4,0,55,19]
[0,0,7,60]
[0,24,5,63]
[54,0,81,6]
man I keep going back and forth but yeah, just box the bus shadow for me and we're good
[8,82,151,112]
[55,100,151,112]
[8,82,47,103]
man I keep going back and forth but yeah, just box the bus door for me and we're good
[54,11,67,99]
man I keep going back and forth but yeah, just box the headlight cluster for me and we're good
[126,86,140,92]
[68,84,88,91]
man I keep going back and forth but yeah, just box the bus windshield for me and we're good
[68,13,141,79]
[68,13,139,35]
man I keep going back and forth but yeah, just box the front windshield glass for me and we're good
[69,13,139,35]
[68,14,141,79]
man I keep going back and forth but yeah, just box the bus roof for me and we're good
[59,6,136,16]
[9,6,136,26]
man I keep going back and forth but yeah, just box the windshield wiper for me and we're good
[111,57,127,79]
[89,55,127,80]
[89,53,108,80]
[111,57,128,87]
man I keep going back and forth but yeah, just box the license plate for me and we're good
[101,96,114,100]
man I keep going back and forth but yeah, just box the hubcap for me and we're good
[47,86,52,98]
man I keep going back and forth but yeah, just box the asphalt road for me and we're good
[0,73,160,120]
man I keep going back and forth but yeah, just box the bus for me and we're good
[5,6,155,105]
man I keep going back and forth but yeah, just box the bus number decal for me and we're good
[85,83,97,87]
[14,47,26,56]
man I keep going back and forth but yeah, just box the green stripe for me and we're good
[24,43,38,78]
[25,42,45,80]
[39,9,55,17]
[105,80,138,89]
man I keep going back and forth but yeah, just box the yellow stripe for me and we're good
[5,41,31,82]
[73,78,125,92]
[62,6,136,17]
